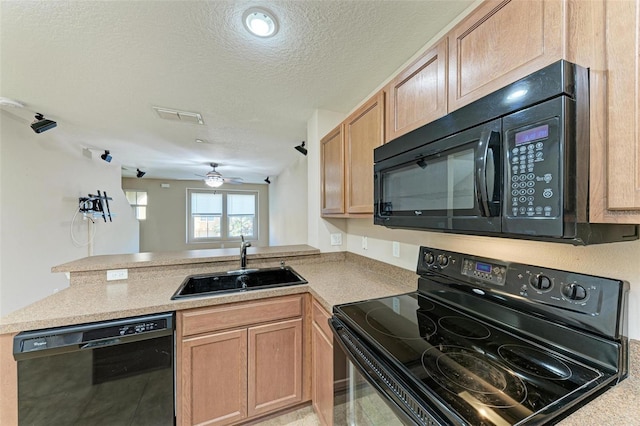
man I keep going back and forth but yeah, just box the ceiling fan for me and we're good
[198,163,243,187]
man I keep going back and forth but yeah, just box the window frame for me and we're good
[124,189,148,220]
[186,188,259,244]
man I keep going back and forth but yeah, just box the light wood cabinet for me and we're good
[177,295,304,426]
[448,0,563,111]
[321,91,385,217]
[585,0,640,223]
[385,39,447,142]
[311,300,334,426]
[181,329,248,425]
[248,318,303,417]
[321,125,345,215]
[344,91,385,214]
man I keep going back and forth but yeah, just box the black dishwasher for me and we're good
[13,312,175,425]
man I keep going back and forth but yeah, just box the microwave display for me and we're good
[515,124,549,145]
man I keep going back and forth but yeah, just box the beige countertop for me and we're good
[2,250,638,424]
[51,244,320,273]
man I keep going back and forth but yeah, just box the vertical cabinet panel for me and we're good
[181,329,248,426]
[311,300,334,426]
[385,40,447,142]
[448,0,563,110]
[345,91,385,214]
[602,0,640,215]
[248,318,303,417]
[321,125,345,215]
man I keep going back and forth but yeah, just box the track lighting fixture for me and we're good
[136,168,146,178]
[264,177,271,184]
[294,141,307,156]
[30,113,57,134]
[101,150,112,163]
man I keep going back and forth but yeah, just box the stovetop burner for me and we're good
[422,345,528,409]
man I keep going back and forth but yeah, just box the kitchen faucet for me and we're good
[240,235,251,269]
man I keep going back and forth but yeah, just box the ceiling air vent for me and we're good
[152,107,204,125]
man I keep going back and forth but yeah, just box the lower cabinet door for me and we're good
[312,322,334,426]
[181,329,248,426]
[248,318,303,417]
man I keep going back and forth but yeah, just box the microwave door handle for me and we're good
[477,131,500,217]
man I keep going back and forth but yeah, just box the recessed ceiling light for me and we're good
[243,7,279,38]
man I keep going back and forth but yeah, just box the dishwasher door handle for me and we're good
[80,338,122,350]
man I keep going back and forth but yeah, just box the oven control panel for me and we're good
[460,258,506,286]
[417,246,627,338]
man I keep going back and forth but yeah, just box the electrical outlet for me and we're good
[392,241,400,257]
[362,236,368,250]
[330,233,342,246]
[106,269,128,281]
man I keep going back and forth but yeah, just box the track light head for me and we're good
[30,113,57,134]
[101,150,112,163]
[264,177,271,184]
[136,168,146,178]
[294,141,307,156]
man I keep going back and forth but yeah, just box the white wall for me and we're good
[268,156,308,246]
[0,111,139,316]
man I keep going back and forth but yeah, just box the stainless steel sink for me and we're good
[171,266,307,299]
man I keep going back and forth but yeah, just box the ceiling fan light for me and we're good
[205,175,224,188]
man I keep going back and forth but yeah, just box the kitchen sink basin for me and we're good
[171,266,307,299]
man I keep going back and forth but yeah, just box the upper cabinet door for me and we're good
[345,91,385,214]
[385,40,447,142]
[598,0,640,221]
[448,0,564,111]
[321,124,345,215]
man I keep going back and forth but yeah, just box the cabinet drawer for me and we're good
[312,299,332,339]
[180,295,303,337]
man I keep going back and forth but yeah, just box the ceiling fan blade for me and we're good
[223,177,244,184]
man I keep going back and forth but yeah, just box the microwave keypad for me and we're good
[508,136,559,218]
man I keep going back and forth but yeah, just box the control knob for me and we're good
[424,251,435,266]
[561,283,587,301]
[437,254,449,268]
[529,274,552,291]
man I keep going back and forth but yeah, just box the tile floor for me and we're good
[247,405,321,426]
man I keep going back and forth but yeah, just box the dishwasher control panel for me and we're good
[13,312,174,359]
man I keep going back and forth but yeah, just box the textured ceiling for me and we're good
[0,0,473,183]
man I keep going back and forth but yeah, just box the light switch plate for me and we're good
[362,236,368,250]
[330,233,342,246]
[106,269,128,281]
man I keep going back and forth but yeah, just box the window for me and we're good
[125,190,147,220]
[187,189,257,243]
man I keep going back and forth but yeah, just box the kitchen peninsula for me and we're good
[1,246,638,425]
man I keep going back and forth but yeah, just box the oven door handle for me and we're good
[477,130,501,217]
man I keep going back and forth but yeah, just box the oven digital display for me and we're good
[475,262,492,273]
[515,124,549,145]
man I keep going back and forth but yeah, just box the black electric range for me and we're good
[331,247,629,426]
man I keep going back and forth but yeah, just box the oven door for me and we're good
[331,317,449,426]
[374,119,501,234]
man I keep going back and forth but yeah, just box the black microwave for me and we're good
[374,60,638,245]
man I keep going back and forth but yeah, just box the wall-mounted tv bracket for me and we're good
[78,190,113,222]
